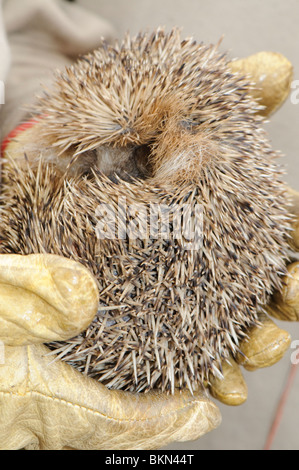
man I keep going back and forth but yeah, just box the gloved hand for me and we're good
[208,197,299,405]
[0,51,296,450]
[0,254,221,450]
[208,50,296,406]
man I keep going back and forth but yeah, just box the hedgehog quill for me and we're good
[0,28,292,394]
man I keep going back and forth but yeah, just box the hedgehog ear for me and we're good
[229,51,293,117]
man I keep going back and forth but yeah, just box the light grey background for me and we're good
[75,0,299,450]
[1,0,298,450]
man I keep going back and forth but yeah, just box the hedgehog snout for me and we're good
[95,144,153,181]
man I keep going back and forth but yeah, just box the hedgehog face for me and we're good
[0,29,291,393]
[91,144,153,181]
[31,29,231,183]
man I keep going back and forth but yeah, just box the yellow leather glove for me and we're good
[0,51,295,450]
[208,51,295,406]
[0,254,220,450]
[208,195,299,405]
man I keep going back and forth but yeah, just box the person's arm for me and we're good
[0,0,10,82]
[0,0,10,117]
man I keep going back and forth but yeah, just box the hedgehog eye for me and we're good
[93,143,153,182]
[132,144,153,179]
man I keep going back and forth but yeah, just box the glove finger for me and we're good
[229,51,293,117]
[209,356,248,406]
[265,187,299,322]
[236,313,291,371]
[0,254,99,345]
[267,262,299,322]
[0,344,221,450]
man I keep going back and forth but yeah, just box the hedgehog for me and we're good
[0,28,291,394]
